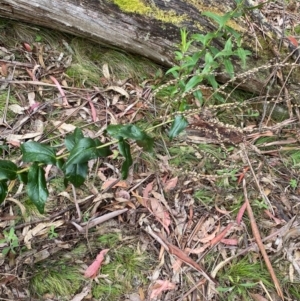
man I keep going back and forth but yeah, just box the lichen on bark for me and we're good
[111,0,187,25]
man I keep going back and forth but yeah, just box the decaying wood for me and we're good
[0,0,299,95]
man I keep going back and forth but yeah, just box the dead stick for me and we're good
[242,179,284,300]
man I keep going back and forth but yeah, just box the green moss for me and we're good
[92,246,152,299]
[30,264,83,298]
[112,0,186,24]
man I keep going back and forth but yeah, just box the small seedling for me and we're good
[48,225,58,239]
[0,227,19,255]
[289,178,298,189]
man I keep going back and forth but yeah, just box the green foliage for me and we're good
[218,257,273,300]
[164,0,251,107]
[92,246,150,299]
[0,227,19,256]
[30,264,83,298]
[0,125,154,214]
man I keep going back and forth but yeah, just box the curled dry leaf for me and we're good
[104,86,129,98]
[163,176,178,192]
[150,280,176,299]
[84,249,109,279]
[150,197,170,234]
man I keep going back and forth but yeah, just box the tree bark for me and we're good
[0,0,299,95]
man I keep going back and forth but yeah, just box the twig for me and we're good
[242,178,284,300]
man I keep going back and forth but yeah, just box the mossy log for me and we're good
[0,0,299,95]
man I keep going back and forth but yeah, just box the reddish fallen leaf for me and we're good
[87,94,97,122]
[150,197,170,234]
[163,176,178,192]
[0,62,8,76]
[287,36,298,47]
[150,280,176,299]
[101,178,127,190]
[264,210,282,225]
[236,201,247,225]
[221,238,238,245]
[23,42,32,52]
[249,293,269,301]
[50,75,70,107]
[84,249,109,279]
[210,223,233,246]
[237,166,249,185]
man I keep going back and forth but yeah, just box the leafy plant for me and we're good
[0,126,154,214]
[164,0,251,106]
[0,227,19,255]
[289,178,298,189]
[48,225,58,239]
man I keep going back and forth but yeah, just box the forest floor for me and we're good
[0,2,300,300]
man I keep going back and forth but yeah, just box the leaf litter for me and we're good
[0,10,300,301]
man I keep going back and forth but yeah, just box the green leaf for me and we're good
[65,138,111,167]
[202,11,222,25]
[168,115,188,140]
[184,75,203,93]
[118,139,133,179]
[0,160,18,180]
[236,47,251,67]
[65,127,84,151]
[0,181,8,204]
[27,162,48,213]
[224,59,234,77]
[21,142,56,165]
[106,124,153,152]
[18,172,28,184]
[65,163,88,187]
[166,65,180,75]
[224,37,233,53]
[203,11,232,28]
[206,75,219,89]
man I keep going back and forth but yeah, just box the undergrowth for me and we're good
[0,0,300,300]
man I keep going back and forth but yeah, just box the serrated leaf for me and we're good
[27,163,48,213]
[106,124,153,152]
[65,138,111,167]
[65,127,84,151]
[118,139,133,179]
[168,115,188,140]
[65,163,87,187]
[0,160,18,180]
[0,181,8,204]
[21,142,56,165]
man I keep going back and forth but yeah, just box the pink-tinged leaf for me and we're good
[26,68,34,80]
[143,182,153,202]
[101,178,127,190]
[215,204,231,215]
[249,293,269,301]
[185,242,210,254]
[264,210,282,225]
[50,75,70,107]
[198,224,220,243]
[29,102,41,112]
[23,42,32,52]
[84,249,109,279]
[210,223,233,246]
[287,36,298,47]
[150,197,170,234]
[236,201,247,225]
[87,94,97,122]
[221,238,238,245]
[163,176,178,192]
[150,280,176,299]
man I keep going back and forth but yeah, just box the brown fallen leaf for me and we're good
[150,280,176,299]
